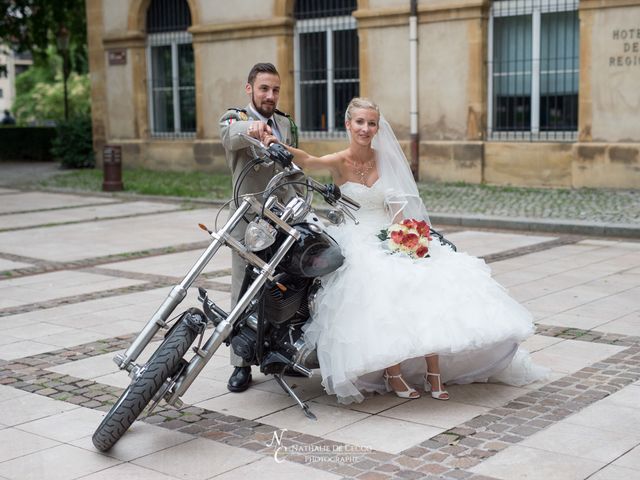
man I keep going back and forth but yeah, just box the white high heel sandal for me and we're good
[383,370,420,399]
[424,372,449,401]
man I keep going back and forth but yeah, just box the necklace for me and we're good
[351,159,375,185]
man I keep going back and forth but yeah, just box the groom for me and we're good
[219,62,298,392]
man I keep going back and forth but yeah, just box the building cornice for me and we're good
[102,31,146,49]
[580,0,640,10]
[189,17,294,43]
[354,1,488,29]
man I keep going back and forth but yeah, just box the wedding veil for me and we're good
[372,114,430,225]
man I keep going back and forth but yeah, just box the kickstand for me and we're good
[274,373,317,421]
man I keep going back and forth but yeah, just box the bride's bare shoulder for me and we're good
[320,149,349,170]
[332,149,352,164]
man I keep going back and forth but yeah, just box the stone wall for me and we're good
[572,0,640,187]
[85,0,640,187]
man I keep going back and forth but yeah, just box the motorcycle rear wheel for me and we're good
[92,314,200,451]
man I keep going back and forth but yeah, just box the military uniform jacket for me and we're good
[219,103,295,202]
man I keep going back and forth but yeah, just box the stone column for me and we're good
[85,0,107,166]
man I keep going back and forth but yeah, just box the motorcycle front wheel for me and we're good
[92,310,203,451]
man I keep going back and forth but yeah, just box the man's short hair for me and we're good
[247,63,279,86]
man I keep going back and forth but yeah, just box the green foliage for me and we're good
[0,0,88,75]
[13,46,58,94]
[12,47,90,124]
[0,127,56,161]
[50,116,94,168]
[39,168,234,200]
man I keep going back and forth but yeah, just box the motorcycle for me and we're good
[91,135,362,451]
[91,134,457,452]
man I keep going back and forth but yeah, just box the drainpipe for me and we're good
[409,0,419,180]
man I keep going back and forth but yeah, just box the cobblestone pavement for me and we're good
[417,183,640,226]
[0,180,639,480]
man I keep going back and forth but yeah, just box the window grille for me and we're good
[146,0,195,138]
[488,0,579,141]
[294,0,359,138]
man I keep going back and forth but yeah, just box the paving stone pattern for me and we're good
[418,183,640,225]
[1,325,639,480]
[0,236,635,480]
[1,185,639,480]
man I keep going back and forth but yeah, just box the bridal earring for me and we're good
[424,371,449,401]
[383,370,420,399]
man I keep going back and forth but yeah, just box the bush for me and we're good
[0,127,56,161]
[50,115,94,168]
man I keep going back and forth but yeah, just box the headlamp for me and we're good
[244,218,277,252]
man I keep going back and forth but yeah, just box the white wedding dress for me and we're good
[304,179,548,404]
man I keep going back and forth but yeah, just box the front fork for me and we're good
[113,199,253,372]
[114,195,303,405]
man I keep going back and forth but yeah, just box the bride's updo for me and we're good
[345,97,380,121]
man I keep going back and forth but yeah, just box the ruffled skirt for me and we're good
[304,221,547,404]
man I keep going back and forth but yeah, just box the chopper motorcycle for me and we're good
[91,135,362,451]
[91,134,456,452]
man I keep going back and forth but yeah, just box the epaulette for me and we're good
[274,108,299,148]
[225,107,248,121]
[274,108,291,118]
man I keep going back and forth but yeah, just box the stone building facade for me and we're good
[0,46,32,115]
[86,0,640,188]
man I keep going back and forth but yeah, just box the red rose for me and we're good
[402,233,419,248]
[390,230,404,244]
[416,222,430,236]
[416,245,429,257]
[402,219,418,229]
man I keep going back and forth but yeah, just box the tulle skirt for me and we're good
[304,221,548,404]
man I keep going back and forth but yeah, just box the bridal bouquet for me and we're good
[377,218,432,259]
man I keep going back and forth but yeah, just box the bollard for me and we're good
[102,145,124,191]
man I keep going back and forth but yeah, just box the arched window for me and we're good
[488,0,579,141]
[146,0,195,138]
[294,0,359,137]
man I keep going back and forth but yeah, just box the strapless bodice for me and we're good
[339,180,387,211]
[336,180,389,233]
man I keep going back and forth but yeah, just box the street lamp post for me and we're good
[56,26,70,121]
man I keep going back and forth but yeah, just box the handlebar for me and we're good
[237,132,360,213]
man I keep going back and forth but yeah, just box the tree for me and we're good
[0,0,88,74]
[12,47,91,124]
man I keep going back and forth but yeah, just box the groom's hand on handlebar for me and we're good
[259,133,292,168]
[261,133,279,147]
[267,143,293,169]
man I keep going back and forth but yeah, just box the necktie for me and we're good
[267,118,281,142]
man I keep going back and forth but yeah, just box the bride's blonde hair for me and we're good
[345,97,380,121]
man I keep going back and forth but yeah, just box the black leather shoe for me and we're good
[227,366,252,392]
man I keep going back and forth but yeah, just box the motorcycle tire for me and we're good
[91,315,200,451]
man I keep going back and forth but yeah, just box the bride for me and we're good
[263,97,547,404]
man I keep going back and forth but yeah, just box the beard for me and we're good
[251,92,276,117]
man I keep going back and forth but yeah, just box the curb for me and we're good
[430,213,640,239]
